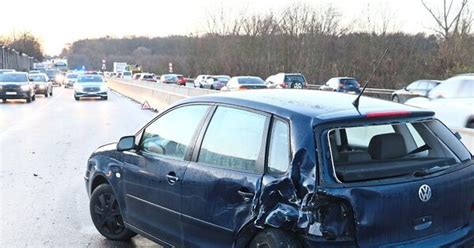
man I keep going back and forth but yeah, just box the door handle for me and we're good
[237,189,254,201]
[166,172,179,185]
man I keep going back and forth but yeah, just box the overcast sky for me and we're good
[1,0,469,55]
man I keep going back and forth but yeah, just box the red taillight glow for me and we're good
[366,110,412,118]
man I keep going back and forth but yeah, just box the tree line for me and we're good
[63,1,473,88]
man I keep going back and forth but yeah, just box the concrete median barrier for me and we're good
[106,78,216,111]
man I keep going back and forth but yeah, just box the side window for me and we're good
[268,119,290,174]
[418,81,428,90]
[140,105,209,160]
[406,81,419,90]
[198,106,268,173]
[346,125,395,148]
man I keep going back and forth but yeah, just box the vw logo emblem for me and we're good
[418,184,432,202]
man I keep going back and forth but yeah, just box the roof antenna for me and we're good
[352,48,389,113]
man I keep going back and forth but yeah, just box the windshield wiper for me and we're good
[413,165,450,177]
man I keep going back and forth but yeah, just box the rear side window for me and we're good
[328,120,471,183]
[268,119,290,174]
[198,106,268,173]
[141,105,209,160]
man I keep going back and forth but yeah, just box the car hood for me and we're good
[77,83,104,87]
[95,142,117,153]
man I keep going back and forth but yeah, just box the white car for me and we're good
[405,75,474,129]
[121,71,132,80]
[194,74,212,88]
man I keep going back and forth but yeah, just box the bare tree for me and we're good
[421,0,470,39]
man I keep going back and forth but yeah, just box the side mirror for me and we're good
[454,132,462,140]
[117,136,136,151]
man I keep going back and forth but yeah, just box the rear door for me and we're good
[180,106,269,247]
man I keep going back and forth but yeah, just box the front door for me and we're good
[122,104,211,246]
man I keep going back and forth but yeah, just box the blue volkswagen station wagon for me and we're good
[84,89,474,247]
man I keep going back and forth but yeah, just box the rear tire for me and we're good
[249,229,301,248]
[50,89,53,96]
[467,120,474,129]
[90,184,136,241]
[392,95,400,103]
[45,92,48,98]
[292,82,304,89]
[102,96,108,100]
[32,95,36,101]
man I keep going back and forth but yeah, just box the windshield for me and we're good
[327,120,471,183]
[237,77,265,85]
[164,75,177,80]
[67,74,78,79]
[29,75,47,82]
[77,75,103,83]
[0,73,28,83]
[216,76,230,82]
[46,70,60,77]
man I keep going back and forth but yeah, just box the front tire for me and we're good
[26,96,32,103]
[249,229,301,248]
[74,96,80,101]
[90,184,136,241]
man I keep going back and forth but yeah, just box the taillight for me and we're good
[366,110,412,118]
[239,86,247,90]
[279,83,287,88]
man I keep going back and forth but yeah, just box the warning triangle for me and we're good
[142,100,152,110]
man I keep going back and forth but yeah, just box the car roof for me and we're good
[180,89,433,123]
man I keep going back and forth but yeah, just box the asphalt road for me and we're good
[0,87,160,247]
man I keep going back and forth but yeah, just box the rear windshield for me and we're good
[327,120,471,183]
[237,77,265,85]
[67,74,78,79]
[285,75,305,82]
[123,72,131,76]
[340,78,359,86]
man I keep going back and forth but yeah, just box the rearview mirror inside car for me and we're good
[117,136,136,151]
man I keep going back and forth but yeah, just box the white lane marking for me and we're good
[0,88,66,139]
